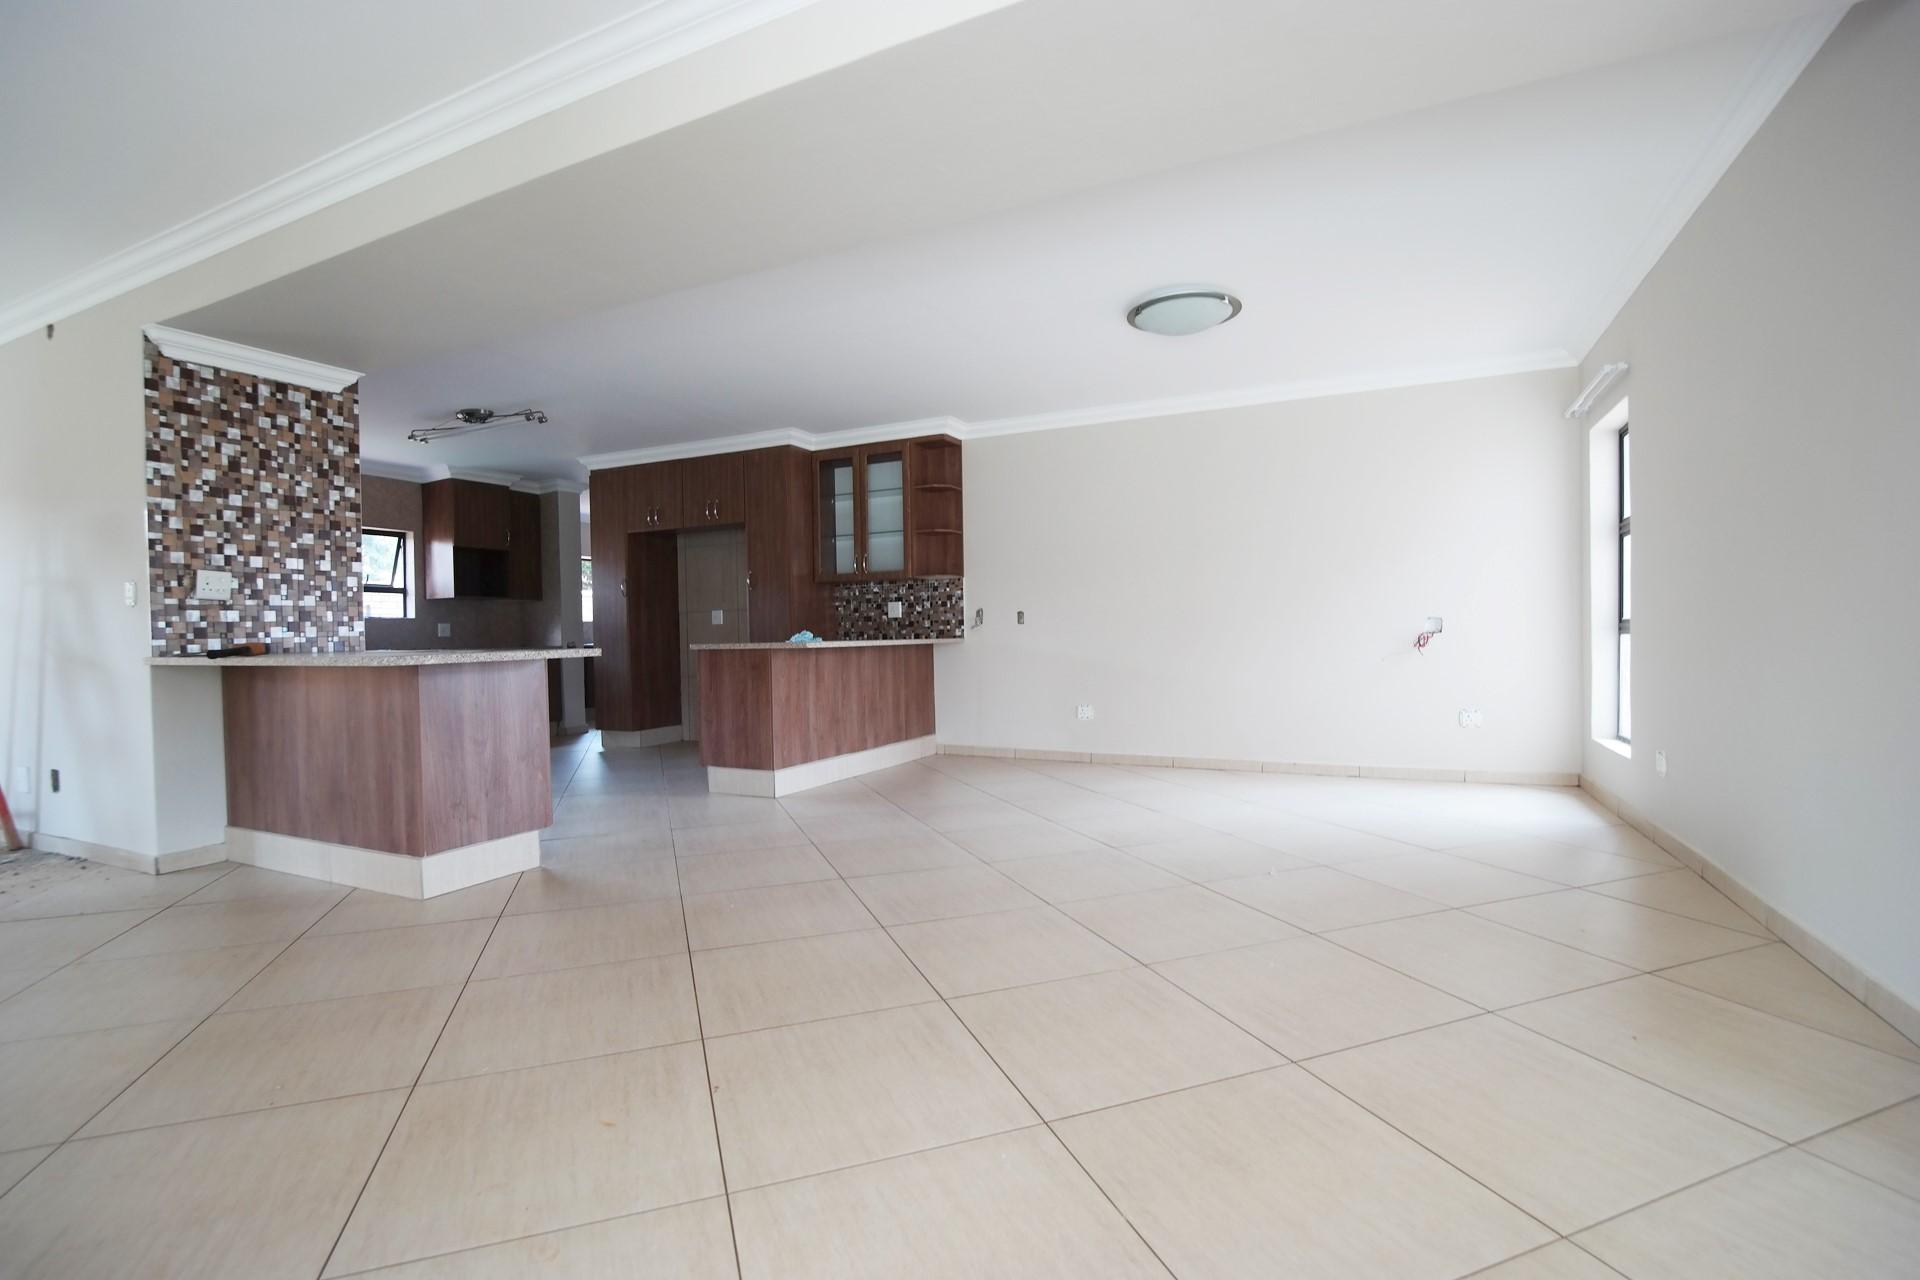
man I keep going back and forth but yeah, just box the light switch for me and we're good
[193,569,235,602]
[123,581,137,607]
[437,622,452,638]
[711,609,725,625]
[886,601,904,619]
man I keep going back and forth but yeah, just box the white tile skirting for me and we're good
[224,827,540,899]
[934,744,1578,787]
[601,724,686,748]
[1580,773,1920,1048]
[709,735,938,797]
[29,830,226,875]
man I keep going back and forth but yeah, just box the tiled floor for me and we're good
[0,740,1916,1277]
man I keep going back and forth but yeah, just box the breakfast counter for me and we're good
[154,647,598,898]
[690,639,951,795]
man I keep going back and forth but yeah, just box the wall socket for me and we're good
[436,622,452,638]
[1076,704,1095,720]
[192,569,235,602]
[711,609,725,625]
[886,601,904,619]
[1655,750,1668,777]
[1458,708,1485,728]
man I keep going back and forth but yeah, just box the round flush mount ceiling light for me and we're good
[1126,287,1242,336]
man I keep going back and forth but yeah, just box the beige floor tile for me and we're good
[309,879,516,936]
[504,853,680,915]
[1506,976,1920,1140]
[1574,1150,1920,1280]
[1339,851,1564,907]
[0,943,280,1040]
[1324,910,1636,1008]
[0,1090,405,1280]
[423,955,698,1081]
[87,894,339,960]
[226,920,491,1011]
[945,822,1106,861]
[0,965,53,1002]
[994,849,1185,903]
[671,819,809,855]
[730,1127,1168,1280]
[349,1200,738,1279]
[813,830,977,877]
[1054,1066,1552,1279]
[1548,822,1679,864]
[953,967,1281,1119]
[1801,1098,1920,1200]
[84,985,460,1136]
[1210,866,1445,932]
[916,800,1050,832]
[691,928,934,1036]
[847,864,1039,924]
[1471,1242,1624,1279]
[1470,890,1766,969]
[0,909,157,970]
[473,899,685,979]
[1660,942,1920,1061]
[1308,1016,1778,1232]
[1062,813,1207,847]
[673,843,837,895]
[1448,838,1670,887]
[705,1002,1036,1188]
[0,864,232,920]
[1126,836,1311,881]
[537,830,675,860]
[0,1144,52,1196]
[1585,869,1772,935]
[1272,829,1431,864]
[1157,935,1476,1059]
[683,879,874,950]
[178,865,347,905]
[0,1019,197,1149]
[1060,884,1300,962]
[325,1044,723,1275]
[888,906,1135,997]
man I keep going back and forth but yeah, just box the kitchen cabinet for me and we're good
[745,446,829,642]
[587,468,632,728]
[815,436,962,581]
[681,452,746,526]
[423,478,541,599]
[629,461,683,531]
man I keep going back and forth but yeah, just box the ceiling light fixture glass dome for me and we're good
[1126,287,1242,336]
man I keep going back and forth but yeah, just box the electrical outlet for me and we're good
[1655,750,1668,778]
[193,569,235,602]
[711,609,725,625]
[973,608,984,627]
[886,601,904,619]
[1017,610,1026,625]
[123,581,138,607]
[1458,709,1485,728]
[437,622,452,638]
[1076,704,1095,721]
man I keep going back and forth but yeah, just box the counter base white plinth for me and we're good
[708,735,937,797]
[602,725,684,748]
[224,827,540,899]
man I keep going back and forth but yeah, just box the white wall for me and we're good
[937,368,1582,775]
[0,0,1001,860]
[1578,0,1920,1009]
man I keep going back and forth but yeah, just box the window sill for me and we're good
[1593,737,1632,760]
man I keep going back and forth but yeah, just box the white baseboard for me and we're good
[935,744,1577,787]
[601,725,684,749]
[225,827,540,899]
[709,735,938,797]
[27,831,225,876]
[1579,774,1920,1048]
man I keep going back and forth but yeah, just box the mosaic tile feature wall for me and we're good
[832,578,965,640]
[144,341,364,655]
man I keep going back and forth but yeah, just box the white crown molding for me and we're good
[145,324,362,392]
[1568,8,1844,360]
[1,0,825,347]
[445,466,526,487]
[580,417,970,470]
[516,478,587,495]
[359,458,440,484]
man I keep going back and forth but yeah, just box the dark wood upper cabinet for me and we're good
[587,468,633,730]
[814,435,962,582]
[746,447,829,642]
[681,452,746,526]
[423,478,539,599]
[628,461,682,531]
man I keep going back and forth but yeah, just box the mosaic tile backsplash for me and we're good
[144,340,364,655]
[832,578,965,640]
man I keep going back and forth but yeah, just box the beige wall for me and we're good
[936,367,1583,775]
[1577,0,1920,1009]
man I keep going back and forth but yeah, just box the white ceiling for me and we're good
[143,0,1851,480]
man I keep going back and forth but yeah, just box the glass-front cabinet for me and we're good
[816,445,909,581]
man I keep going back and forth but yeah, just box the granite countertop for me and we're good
[689,638,963,651]
[148,646,602,668]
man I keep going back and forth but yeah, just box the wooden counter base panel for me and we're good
[697,644,934,772]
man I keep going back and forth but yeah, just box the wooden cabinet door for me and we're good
[452,479,511,549]
[814,452,859,581]
[857,444,909,579]
[507,490,542,600]
[587,469,632,730]
[631,461,683,532]
[682,452,746,526]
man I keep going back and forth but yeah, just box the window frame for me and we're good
[362,528,410,618]
[1615,424,1631,743]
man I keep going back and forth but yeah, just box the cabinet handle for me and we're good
[619,579,628,598]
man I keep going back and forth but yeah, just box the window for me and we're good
[1616,425,1631,742]
[580,557,594,623]
[363,529,409,619]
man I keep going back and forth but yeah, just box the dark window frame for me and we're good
[362,528,409,614]
[1616,424,1631,742]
